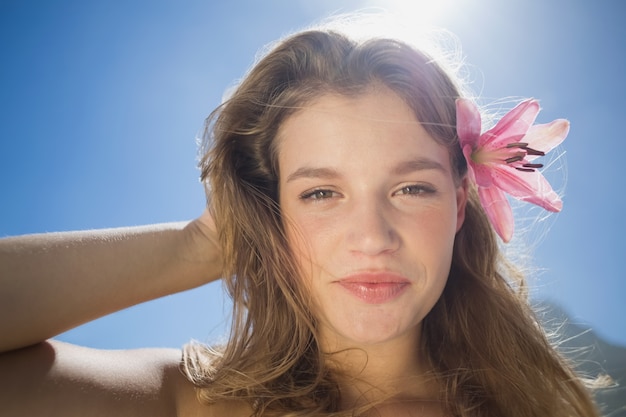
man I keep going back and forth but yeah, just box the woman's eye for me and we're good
[300,189,336,201]
[395,184,435,196]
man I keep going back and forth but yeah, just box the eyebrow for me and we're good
[391,158,447,176]
[285,157,447,183]
[285,167,340,183]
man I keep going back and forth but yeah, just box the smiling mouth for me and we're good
[336,273,410,304]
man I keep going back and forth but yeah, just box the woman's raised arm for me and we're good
[0,209,222,353]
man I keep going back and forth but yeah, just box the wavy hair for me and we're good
[182,26,600,417]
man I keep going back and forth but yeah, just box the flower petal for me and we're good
[477,185,514,242]
[482,99,540,150]
[490,165,562,212]
[456,98,482,148]
[523,119,570,160]
[462,144,478,183]
[457,96,567,243]
[471,160,496,188]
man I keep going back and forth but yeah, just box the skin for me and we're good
[279,87,467,410]
[0,214,220,352]
[0,213,250,417]
[0,88,466,417]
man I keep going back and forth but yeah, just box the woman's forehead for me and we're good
[276,89,453,178]
[277,89,421,142]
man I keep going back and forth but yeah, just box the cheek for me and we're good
[410,203,459,265]
[283,212,343,309]
[283,216,333,317]
[284,211,312,256]
[283,213,323,282]
[285,208,337,261]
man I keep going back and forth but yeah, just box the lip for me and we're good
[336,272,410,304]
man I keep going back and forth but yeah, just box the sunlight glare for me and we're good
[364,0,470,27]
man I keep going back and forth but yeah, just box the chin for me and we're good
[321,317,422,350]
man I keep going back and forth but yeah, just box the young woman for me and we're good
[0,20,601,417]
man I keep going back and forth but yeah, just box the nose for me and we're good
[345,198,400,256]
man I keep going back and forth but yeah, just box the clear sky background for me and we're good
[1,0,624,349]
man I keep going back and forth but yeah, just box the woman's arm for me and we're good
[0,340,188,417]
[0,211,237,416]
[0,340,249,417]
[0,210,222,353]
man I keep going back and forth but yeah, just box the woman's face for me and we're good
[278,87,467,350]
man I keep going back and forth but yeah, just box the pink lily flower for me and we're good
[456,98,570,243]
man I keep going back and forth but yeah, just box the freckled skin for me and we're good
[278,88,467,353]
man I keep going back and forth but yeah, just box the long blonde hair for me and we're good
[183,26,600,417]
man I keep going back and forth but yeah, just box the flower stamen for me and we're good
[506,141,545,156]
[523,163,543,169]
[505,155,524,164]
[506,142,529,148]
[525,147,545,157]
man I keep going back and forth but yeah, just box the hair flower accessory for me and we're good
[456,98,570,243]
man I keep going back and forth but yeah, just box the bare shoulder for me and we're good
[170,352,254,417]
[0,340,253,417]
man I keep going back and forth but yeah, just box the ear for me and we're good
[455,176,469,233]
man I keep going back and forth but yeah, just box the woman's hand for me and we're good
[181,207,223,287]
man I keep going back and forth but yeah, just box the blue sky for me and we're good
[1,0,624,349]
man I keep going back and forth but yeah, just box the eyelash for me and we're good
[299,184,436,201]
[394,184,437,196]
[299,189,337,201]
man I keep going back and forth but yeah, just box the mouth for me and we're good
[336,272,410,304]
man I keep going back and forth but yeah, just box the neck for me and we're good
[322,329,439,408]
